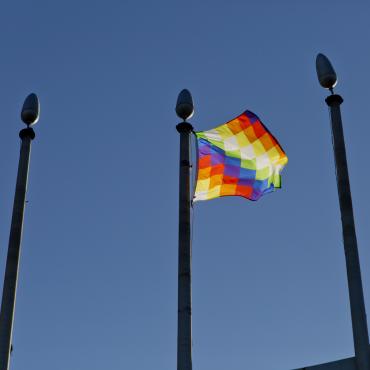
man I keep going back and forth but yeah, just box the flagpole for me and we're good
[176,89,194,370]
[0,94,39,370]
[316,54,370,370]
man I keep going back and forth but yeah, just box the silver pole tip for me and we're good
[316,53,338,89]
[176,89,194,121]
[21,93,40,126]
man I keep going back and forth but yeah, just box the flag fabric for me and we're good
[193,110,288,202]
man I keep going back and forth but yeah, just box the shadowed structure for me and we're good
[0,93,39,370]
[176,89,194,370]
[293,54,370,370]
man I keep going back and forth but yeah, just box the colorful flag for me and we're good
[193,110,288,202]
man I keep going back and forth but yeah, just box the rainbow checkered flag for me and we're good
[194,110,288,202]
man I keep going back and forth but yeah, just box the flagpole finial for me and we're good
[176,89,194,121]
[316,53,338,92]
[21,93,40,127]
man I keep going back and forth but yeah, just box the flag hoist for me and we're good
[176,89,194,370]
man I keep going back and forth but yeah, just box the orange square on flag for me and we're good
[259,133,274,151]
[244,126,258,143]
[198,167,212,180]
[210,174,223,188]
[227,120,242,135]
[220,184,237,196]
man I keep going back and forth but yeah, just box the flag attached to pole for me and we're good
[193,110,288,202]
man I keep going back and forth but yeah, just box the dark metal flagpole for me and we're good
[316,54,370,370]
[176,89,194,370]
[0,93,39,370]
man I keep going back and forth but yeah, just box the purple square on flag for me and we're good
[238,178,254,187]
[224,165,240,177]
[199,143,211,156]
[245,111,258,124]
[252,189,262,200]
[211,151,224,165]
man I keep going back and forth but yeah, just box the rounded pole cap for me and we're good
[176,89,194,121]
[316,53,338,89]
[21,93,40,126]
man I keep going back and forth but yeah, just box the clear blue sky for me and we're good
[0,1,369,369]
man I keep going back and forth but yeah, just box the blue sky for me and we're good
[0,1,370,369]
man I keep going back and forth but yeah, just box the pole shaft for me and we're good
[326,94,370,370]
[0,128,34,370]
[176,122,193,370]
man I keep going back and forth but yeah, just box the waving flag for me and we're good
[194,110,288,202]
